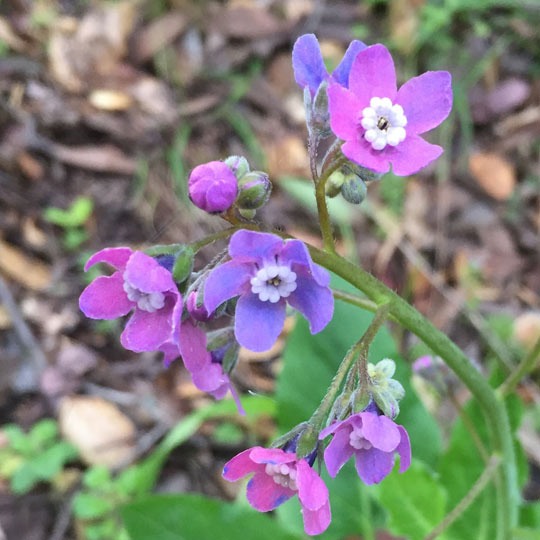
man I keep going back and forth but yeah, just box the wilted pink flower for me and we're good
[79,248,182,352]
[188,161,238,213]
[328,44,452,176]
[204,230,334,352]
[320,411,411,484]
[223,446,331,536]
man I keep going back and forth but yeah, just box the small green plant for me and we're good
[44,196,94,250]
[0,419,78,494]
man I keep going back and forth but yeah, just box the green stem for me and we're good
[315,155,348,254]
[309,304,390,431]
[499,336,540,397]
[423,455,502,540]
[190,227,239,252]
[308,247,518,539]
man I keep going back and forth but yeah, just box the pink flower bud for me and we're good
[188,161,238,214]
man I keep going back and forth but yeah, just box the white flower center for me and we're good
[250,263,297,303]
[265,463,298,491]
[360,96,407,151]
[349,427,373,450]
[123,278,166,313]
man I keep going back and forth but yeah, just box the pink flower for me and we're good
[328,44,452,176]
[79,248,182,352]
[223,446,331,536]
[188,161,238,214]
[320,411,411,484]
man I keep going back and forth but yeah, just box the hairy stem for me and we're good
[499,335,540,397]
[190,227,239,252]
[308,247,518,539]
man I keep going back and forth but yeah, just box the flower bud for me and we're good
[186,290,212,322]
[308,81,331,137]
[188,161,238,214]
[224,155,250,180]
[341,176,367,205]
[367,359,405,419]
[326,170,345,198]
[235,171,272,210]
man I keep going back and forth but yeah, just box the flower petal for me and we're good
[396,425,411,473]
[178,320,211,373]
[302,499,331,536]
[159,341,180,368]
[354,448,395,485]
[203,260,252,314]
[249,447,297,465]
[281,239,330,286]
[323,425,355,478]
[124,251,177,294]
[292,33,328,96]
[328,84,362,141]
[235,293,286,352]
[360,412,401,452]
[331,40,367,88]
[192,362,227,393]
[396,71,452,135]
[79,273,133,319]
[287,271,334,335]
[247,471,294,512]
[84,247,132,271]
[228,230,284,263]
[348,44,397,104]
[223,448,260,481]
[120,297,176,351]
[297,459,329,511]
[389,135,443,177]
[341,139,391,174]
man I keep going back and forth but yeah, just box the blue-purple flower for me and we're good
[319,411,411,484]
[292,33,366,97]
[204,230,334,352]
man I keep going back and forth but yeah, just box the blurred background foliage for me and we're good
[0,0,539,538]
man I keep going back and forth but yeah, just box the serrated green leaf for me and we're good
[376,460,447,540]
[121,494,303,540]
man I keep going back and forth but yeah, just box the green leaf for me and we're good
[3,424,32,455]
[44,196,93,228]
[28,419,58,449]
[121,494,303,540]
[29,441,78,480]
[83,466,113,489]
[376,460,448,540]
[73,493,115,519]
[11,463,39,493]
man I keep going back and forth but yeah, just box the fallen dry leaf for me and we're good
[0,240,51,291]
[89,89,133,111]
[469,152,516,200]
[59,395,135,468]
[514,312,540,349]
[133,11,187,63]
[209,6,283,39]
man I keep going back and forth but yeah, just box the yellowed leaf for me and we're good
[89,89,133,111]
[469,152,516,200]
[59,396,135,468]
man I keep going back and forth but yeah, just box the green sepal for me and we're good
[172,246,194,284]
[295,425,318,461]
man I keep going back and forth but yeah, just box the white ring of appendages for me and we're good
[360,96,407,151]
[250,263,297,303]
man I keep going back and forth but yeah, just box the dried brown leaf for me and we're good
[469,152,516,200]
[50,143,136,174]
[0,240,51,291]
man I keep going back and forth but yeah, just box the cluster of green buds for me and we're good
[326,162,382,205]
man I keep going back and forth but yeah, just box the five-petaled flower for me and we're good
[79,248,182,352]
[293,33,366,96]
[328,44,452,176]
[319,411,411,484]
[204,230,334,352]
[223,446,331,536]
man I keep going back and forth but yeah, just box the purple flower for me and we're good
[79,248,182,352]
[189,161,238,214]
[328,44,452,176]
[162,320,245,414]
[186,290,212,322]
[204,230,334,352]
[223,446,331,536]
[293,33,366,96]
[319,411,411,484]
